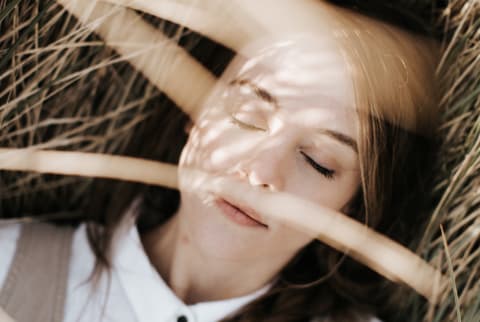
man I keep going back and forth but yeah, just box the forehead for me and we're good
[226,36,353,100]
[216,36,357,135]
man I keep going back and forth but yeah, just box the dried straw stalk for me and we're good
[0,147,445,301]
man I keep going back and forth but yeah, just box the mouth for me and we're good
[214,197,269,229]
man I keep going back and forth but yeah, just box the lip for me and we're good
[214,198,268,229]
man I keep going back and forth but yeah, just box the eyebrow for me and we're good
[229,79,279,107]
[230,78,357,153]
[318,129,358,153]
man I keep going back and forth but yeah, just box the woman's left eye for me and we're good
[300,151,335,179]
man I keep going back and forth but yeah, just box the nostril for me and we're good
[253,182,278,193]
[248,172,277,191]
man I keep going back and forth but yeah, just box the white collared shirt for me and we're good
[0,217,270,322]
[0,215,382,322]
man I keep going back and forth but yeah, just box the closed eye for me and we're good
[300,151,335,179]
[229,114,266,131]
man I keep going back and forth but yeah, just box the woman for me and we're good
[0,1,439,321]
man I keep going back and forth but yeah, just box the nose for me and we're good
[235,144,287,192]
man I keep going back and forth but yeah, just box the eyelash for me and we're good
[229,115,336,180]
[301,151,335,180]
[229,114,265,131]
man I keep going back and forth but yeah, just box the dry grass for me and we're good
[0,0,479,321]
[0,0,185,216]
[417,1,480,321]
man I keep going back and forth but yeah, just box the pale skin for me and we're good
[141,36,362,304]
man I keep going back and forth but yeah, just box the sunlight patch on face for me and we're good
[224,36,356,116]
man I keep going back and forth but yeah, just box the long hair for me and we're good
[81,2,440,322]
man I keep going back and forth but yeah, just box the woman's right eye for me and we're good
[229,112,268,131]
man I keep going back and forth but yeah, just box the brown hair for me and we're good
[85,2,440,321]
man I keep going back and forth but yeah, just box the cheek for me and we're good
[289,170,361,212]
[180,120,222,171]
[181,118,261,174]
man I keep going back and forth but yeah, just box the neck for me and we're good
[140,212,277,304]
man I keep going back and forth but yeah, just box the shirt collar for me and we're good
[111,204,271,322]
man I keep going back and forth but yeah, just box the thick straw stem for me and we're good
[100,0,256,51]
[212,177,445,302]
[0,148,445,301]
[56,0,216,121]
[0,148,177,188]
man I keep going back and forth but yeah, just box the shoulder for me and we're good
[0,221,86,290]
[0,221,22,290]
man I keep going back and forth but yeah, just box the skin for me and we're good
[141,36,362,304]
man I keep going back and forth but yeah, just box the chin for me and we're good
[178,192,273,261]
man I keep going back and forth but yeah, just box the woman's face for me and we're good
[177,37,361,267]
